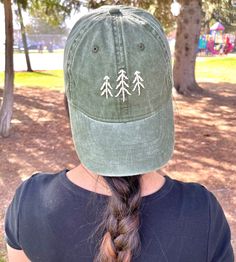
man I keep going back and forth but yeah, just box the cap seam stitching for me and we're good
[66,18,105,99]
[130,13,171,69]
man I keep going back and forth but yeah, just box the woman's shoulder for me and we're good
[14,172,217,203]
[169,176,213,197]
[163,176,229,228]
[17,169,67,190]
[4,169,68,249]
[9,169,68,207]
[147,175,221,218]
[141,175,221,223]
[168,176,218,206]
[145,176,229,239]
[12,171,221,214]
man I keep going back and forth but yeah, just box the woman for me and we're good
[5,5,234,262]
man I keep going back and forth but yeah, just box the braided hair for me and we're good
[94,175,142,262]
[64,95,142,261]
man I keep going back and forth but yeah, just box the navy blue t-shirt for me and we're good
[4,169,234,261]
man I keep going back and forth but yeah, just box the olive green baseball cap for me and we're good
[64,5,174,176]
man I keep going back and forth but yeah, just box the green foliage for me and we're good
[29,0,81,26]
[87,0,236,32]
[30,0,68,26]
[202,0,236,32]
[2,0,235,32]
[25,17,69,35]
[148,0,175,32]
[15,0,28,10]
[87,0,175,32]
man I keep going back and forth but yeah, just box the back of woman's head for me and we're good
[64,95,142,262]
[64,5,174,262]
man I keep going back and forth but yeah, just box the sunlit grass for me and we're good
[0,56,235,91]
[0,70,64,90]
[0,256,6,262]
[195,56,236,83]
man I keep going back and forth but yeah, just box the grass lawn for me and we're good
[195,56,236,83]
[0,70,64,90]
[0,56,235,91]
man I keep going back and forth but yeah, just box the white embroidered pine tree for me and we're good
[115,69,131,102]
[132,71,145,95]
[100,76,113,99]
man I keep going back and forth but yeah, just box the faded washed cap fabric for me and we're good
[64,5,174,176]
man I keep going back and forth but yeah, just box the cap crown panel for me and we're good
[67,8,172,123]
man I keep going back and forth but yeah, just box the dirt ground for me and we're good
[0,82,235,259]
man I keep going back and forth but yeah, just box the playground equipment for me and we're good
[198,22,235,56]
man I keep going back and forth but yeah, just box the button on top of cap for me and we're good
[109,8,122,16]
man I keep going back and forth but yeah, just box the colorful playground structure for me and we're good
[198,22,235,56]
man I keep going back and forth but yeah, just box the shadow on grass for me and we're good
[28,71,60,77]
[0,70,60,77]
[170,82,236,184]
[0,87,79,256]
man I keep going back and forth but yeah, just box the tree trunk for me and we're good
[17,1,33,72]
[0,0,14,137]
[173,0,202,95]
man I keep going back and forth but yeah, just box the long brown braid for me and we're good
[94,175,142,262]
[64,95,142,261]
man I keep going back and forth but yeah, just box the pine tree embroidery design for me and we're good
[100,76,113,99]
[132,71,145,95]
[115,69,131,102]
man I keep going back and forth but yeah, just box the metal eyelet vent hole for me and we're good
[92,45,99,53]
[138,43,145,51]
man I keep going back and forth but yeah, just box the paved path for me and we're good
[0,52,63,71]
[1,52,235,72]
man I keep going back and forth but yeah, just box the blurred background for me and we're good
[0,0,236,261]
